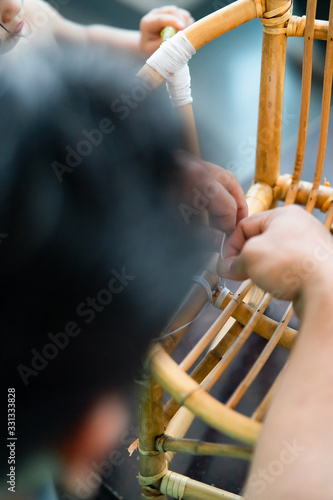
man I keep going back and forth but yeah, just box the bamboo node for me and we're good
[139,463,169,486]
[321,194,333,213]
[286,15,306,37]
[261,0,293,35]
[160,471,189,498]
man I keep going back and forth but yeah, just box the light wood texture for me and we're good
[215,288,297,349]
[246,182,274,215]
[285,0,317,205]
[306,0,333,213]
[150,343,261,445]
[276,174,333,210]
[255,0,290,186]
[226,302,294,409]
[178,103,201,157]
[156,435,252,460]
[287,15,329,40]
[137,373,167,499]
[251,364,287,421]
[160,471,242,499]
[201,293,272,391]
[184,0,258,50]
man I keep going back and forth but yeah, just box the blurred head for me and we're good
[0,44,206,496]
[0,0,27,53]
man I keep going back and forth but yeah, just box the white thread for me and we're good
[154,274,213,342]
[219,232,227,289]
[166,64,193,108]
[214,286,231,309]
[146,31,196,78]
[146,31,196,107]
[156,303,210,341]
[192,275,213,303]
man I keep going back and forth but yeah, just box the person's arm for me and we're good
[219,206,333,499]
[38,2,194,56]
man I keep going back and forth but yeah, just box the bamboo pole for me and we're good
[306,0,333,213]
[160,471,242,499]
[285,0,317,205]
[226,302,294,409]
[150,344,261,445]
[201,293,272,391]
[164,321,245,423]
[156,435,252,460]
[275,174,333,210]
[324,202,333,231]
[287,15,328,41]
[179,280,253,372]
[159,254,219,355]
[251,364,287,421]
[246,182,274,215]
[216,288,297,349]
[164,282,253,424]
[137,0,259,90]
[185,0,258,50]
[137,373,167,499]
[255,0,291,186]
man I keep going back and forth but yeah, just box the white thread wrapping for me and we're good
[166,64,193,108]
[192,275,213,303]
[214,286,231,309]
[146,31,196,107]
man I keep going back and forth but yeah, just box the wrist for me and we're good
[295,263,333,319]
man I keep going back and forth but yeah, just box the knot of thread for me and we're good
[261,0,293,35]
[286,15,306,37]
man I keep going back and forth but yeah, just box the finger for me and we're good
[142,13,189,33]
[174,152,239,233]
[223,212,271,259]
[202,162,248,223]
[205,184,238,234]
[218,255,249,280]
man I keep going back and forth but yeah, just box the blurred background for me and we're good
[48,0,332,498]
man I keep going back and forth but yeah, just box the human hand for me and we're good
[139,6,194,56]
[218,205,333,305]
[176,150,248,235]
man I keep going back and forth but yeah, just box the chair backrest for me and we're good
[137,1,333,498]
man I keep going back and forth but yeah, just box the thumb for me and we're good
[218,256,248,281]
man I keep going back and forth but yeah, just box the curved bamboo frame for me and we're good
[137,0,333,497]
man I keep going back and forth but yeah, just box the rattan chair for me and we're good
[136,0,333,497]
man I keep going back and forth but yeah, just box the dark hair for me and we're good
[0,44,205,473]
